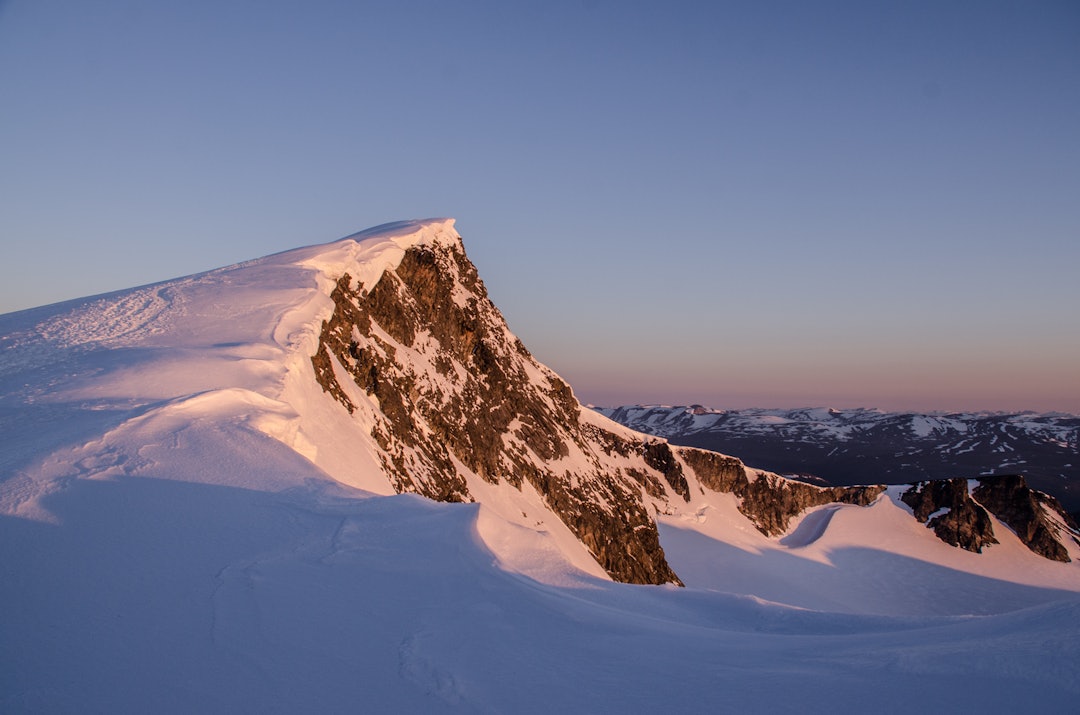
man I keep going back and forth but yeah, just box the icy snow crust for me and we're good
[2,219,1080,712]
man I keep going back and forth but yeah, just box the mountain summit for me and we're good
[3,219,1080,711]
[306,220,897,584]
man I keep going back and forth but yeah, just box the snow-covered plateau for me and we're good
[2,219,1079,713]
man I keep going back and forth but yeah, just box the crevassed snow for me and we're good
[2,219,1079,713]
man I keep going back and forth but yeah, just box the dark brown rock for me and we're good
[642,441,690,502]
[901,479,998,553]
[973,475,1076,562]
[678,447,885,536]
[311,236,681,585]
[677,449,745,492]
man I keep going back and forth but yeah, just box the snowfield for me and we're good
[2,219,1079,713]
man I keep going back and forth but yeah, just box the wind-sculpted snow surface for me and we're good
[2,219,1080,712]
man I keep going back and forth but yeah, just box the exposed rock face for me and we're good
[678,448,885,536]
[313,227,1024,583]
[901,479,998,553]
[312,236,682,585]
[899,476,1080,560]
[642,441,690,501]
[973,475,1078,563]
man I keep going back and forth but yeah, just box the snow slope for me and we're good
[2,219,1079,712]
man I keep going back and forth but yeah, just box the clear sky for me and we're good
[2,0,1078,413]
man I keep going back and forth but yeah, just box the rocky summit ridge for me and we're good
[307,221,1079,582]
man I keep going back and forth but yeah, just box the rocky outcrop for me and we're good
[642,441,690,502]
[677,448,885,536]
[899,476,1079,560]
[973,475,1077,563]
[312,235,682,585]
[313,226,1053,584]
[901,479,998,553]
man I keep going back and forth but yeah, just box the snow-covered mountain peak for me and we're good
[5,219,1078,585]
[4,220,1080,710]
[286,217,459,259]
[340,217,458,243]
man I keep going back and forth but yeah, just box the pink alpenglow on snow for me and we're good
[1,220,1079,713]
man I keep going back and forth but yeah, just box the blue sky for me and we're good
[2,0,1078,412]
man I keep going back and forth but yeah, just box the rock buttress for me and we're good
[311,237,681,585]
[901,479,998,553]
[973,475,1077,562]
[677,447,885,536]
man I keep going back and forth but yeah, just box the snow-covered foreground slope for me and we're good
[2,219,1080,711]
[5,481,1080,713]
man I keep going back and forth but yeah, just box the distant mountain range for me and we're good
[596,405,1080,514]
